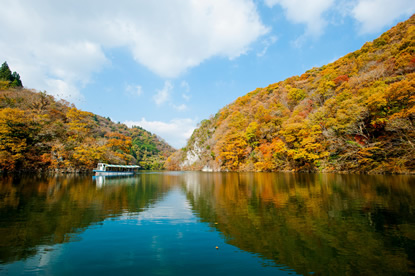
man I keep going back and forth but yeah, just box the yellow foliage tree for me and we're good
[282,122,329,170]
[218,132,248,170]
[66,107,95,142]
[73,138,107,169]
[254,138,286,171]
[104,132,133,164]
[0,108,29,170]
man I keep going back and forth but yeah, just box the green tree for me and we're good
[0,62,12,81]
[10,72,22,87]
[0,62,23,88]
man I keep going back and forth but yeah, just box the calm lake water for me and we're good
[0,172,414,275]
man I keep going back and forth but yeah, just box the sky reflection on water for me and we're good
[0,172,414,275]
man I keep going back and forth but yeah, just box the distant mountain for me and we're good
[0,87,175,173]
[166,15,415,174]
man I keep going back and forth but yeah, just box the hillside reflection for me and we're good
[182,172,415,275]
[1,172,414,275]
[0,173,175,264]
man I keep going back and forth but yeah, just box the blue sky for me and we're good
[1,0,414,148]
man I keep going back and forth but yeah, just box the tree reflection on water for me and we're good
[0,172,414,275]
[183,172,415,275]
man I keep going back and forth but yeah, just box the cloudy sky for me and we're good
[1,0,414,148]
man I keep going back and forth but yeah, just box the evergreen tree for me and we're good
[0,61,23,88]
[0,62,12,81]
[10,72,22,87]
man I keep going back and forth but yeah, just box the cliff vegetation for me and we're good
[0,68,175,173]
[166,15,415,174]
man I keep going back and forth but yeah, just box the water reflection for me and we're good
[0,172,414,275]
[0,174,172,264]
[93,174,146,188]
[183,172,415,275]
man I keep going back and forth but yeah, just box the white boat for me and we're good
[93,163,140,176]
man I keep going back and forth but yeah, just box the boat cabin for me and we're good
[93,163,140,176]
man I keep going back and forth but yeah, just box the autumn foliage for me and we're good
[0,89,175,173]
[166,14,415,174]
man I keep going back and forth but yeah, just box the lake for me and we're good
[0,172,414,275]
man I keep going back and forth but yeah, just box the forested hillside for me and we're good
[0,82,175,172]
[166,15,415,174]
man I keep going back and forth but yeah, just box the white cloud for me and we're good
[171,104,188,112]
[0,0,268,101]
[182,94,191,102]
[352,0,415,34]
[332,0,356,18]
[0,39,107,102]
[124,118,197,149]
[153,81,189,111]
[257,35,278,57]
[265,0,414,39]
[125,0,269,77]
[126,84,143,97]
[45,79,83,102]
[181,81,190,93]
[182,93,191,102]
[153,81,173,106]
[181,81,191,101]
[265,0,334,37]
[135,189,196,224]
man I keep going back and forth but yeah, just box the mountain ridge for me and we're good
[166,14,415,174]
[0,87,175,173]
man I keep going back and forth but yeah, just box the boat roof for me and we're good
[98,163,140,168]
